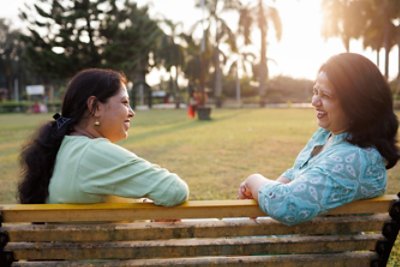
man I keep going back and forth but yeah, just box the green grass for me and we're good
[1,108,400,265]
[1,108,399,201]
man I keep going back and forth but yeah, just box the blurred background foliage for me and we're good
[0,0,399,110]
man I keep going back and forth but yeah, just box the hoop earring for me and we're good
[94,120,100,126]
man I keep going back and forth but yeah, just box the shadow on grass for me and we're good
[127,109,245,143]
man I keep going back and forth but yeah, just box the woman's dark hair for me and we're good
[18,68,127,203]
[320,53,399,169]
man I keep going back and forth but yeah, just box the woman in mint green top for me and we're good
[238,53,399,225]
[47,136,188,206]
[19,69,189,206]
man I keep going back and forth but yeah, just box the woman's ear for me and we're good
[87,96,101,116]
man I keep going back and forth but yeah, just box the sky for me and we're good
[1,0,399,84]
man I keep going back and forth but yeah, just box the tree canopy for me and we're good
[20,0,165,88]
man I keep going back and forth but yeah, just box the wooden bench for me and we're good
[1,194,399,266]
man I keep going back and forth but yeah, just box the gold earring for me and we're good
[94,120,100,126]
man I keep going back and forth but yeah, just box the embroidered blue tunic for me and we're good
[258,127,387,226]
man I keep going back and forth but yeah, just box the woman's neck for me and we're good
[71,126,98,139]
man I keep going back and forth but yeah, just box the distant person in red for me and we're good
[187,91,197,119]
[32,101,40,113]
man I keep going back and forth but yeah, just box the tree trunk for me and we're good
[376,48,380,67]
[383,2,390,80]
[214,54,223,108]
[384,43,390,80]
[199,52,206,107]
[398,40,400,80]
[235,63,241,106]
[135,65,149,108]
[173,68,180,109]
[258,0,267,107]
[343,36,350,52]
[214,27,223,108]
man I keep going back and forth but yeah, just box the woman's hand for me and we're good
[238,174,270,200]
[238,181,254,199]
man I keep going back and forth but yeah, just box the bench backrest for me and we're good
[1,195,399,266]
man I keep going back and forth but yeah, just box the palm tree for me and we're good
[238,0,282,107]
[362,0,399,79]
[157,19,185,108]
[193,0,240,108]
[321,0,366,52]
[378,0,400,80]
[180,33,212,104]
[325,0,400,79]
[362,5,385,67]
[225,46,256,105]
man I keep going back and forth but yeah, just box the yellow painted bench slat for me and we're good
[0,195,396,223]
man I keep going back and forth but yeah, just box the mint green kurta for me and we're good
[47,136,189,206]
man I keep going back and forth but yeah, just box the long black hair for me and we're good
[320,53,399,169]
[18,68,127,203]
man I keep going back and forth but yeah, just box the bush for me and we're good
[266,76,313,103]
[222,76,257,98]
[0,101,61,113]
[0,101,31,113]
[222,75,313,104]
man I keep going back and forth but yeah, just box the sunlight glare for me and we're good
[268,0,345,80]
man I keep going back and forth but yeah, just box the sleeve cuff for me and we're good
[257,179,282,205]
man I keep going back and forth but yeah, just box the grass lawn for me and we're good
[1,108,400,264]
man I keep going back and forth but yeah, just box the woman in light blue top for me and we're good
[238,53,399,225]
[19,69,189,206]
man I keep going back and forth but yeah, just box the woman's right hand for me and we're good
[238,181,254,199]
[238,174,271,200]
